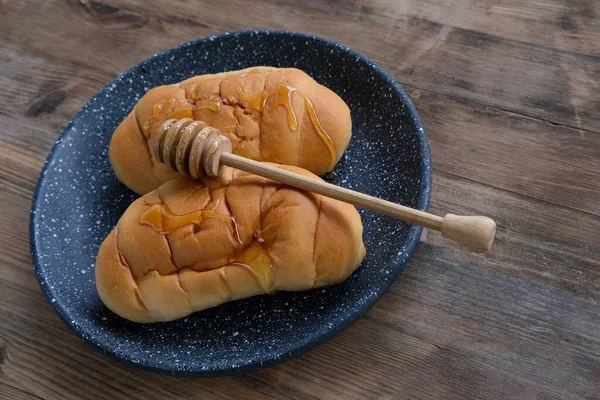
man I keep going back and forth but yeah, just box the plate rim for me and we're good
[29,29,432,376]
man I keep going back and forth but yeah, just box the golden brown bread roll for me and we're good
[96,165,366,323]
[110,67,352,194]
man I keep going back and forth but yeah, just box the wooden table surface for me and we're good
[1,0,599,399]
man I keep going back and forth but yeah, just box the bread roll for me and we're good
[110,67,352,194]
[96,165,366,323]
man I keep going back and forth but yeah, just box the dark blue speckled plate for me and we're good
[30,30,431,376]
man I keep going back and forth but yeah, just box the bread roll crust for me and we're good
[96,165,366,323]
[110,67,352,194]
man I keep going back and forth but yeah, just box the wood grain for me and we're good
[1,0,599,399]
[2,0,598,133]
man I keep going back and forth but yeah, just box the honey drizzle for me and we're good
[143,98,194,131]
[190,81,336,162]
[140,203,242,246]
[231,242,275,294]
[144,83,335,163]
[195,95,224,112]
[140,202,275,294]
[238,83,336,161]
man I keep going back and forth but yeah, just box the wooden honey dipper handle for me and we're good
[222,153,496,252]
[155,119,497,252]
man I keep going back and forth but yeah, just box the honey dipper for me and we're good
[153,118,497,252]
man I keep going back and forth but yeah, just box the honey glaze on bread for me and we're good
[141,204,274,293]
[140,203,243,246]
[235,82,336,160]
[110,67,352,194]
[96,165,366,323]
